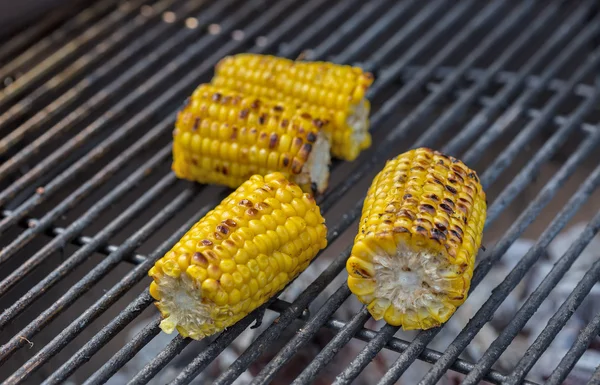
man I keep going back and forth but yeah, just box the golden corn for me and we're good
[212,53,374,161]
[149,172,328,340]
[172,83,331,195]
[346,148,487,330]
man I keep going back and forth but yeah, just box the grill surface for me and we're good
[0,0,599,384]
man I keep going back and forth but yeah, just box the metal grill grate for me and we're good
[0,0,599,384]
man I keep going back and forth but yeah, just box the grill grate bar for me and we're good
[0,0,120,82]
[461,20,600,166]
[443,2,597,155]
[0,8,74,67]
[84,317,162,385]
[0,0,146,113]
[505,215,600,384]
[0,169,179,340]
[547,309,600,385]
[3,187,209,385]
[0,0,246,208]
[463,208,600,384]
[412,2,561,149]
[0,115,173,270]
[304,0,408,63]
[0,0,198,157]
[475,52,600,189]
[333,0,434,66]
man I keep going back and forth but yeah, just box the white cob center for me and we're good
[156,273,213,337]
[299,131,330,193]
[347,98,369,147]
[372,244,450,315]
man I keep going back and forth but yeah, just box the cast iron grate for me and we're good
[0,0,599,384]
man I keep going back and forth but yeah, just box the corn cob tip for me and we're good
[347,148,486,330]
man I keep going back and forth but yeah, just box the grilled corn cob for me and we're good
[212,53,374,161]
[173,84,331,194]
[149,172,328,340]
[346,148,486,330]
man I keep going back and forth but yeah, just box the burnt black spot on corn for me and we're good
[172,84,331,194]
[212,53,374,161]
[346,147,486,330]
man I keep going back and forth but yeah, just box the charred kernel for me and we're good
[403,194,412,199]
[216,225,229,234]
[428,194,439,201]
[193,117,201,130]
[415,225,428,234]
[393,226,410,233]
[430,228,447,241]
[291,158,303,174]
[280,119,289,128]
[193,252,208,266]
[224,219,237,227]
[443,198,455,208]
[307,132,317,143]
[212,92,222,101]
[246,208,259,216]
[397,209,416,220]
[273,105,284,112]
[300,112,312,119]
[292,137,303,149]
[313,119,324,128]
[450,229,463,241]
[239,109,249,118]
[282,156,290,167]
[419,204,435,214]
[240,199,253,207]
[298,143,313,161]
[201,239,213,246]
[251,99,260,109]
[258,114,267,124]
[230,127,238,139]
[439,203,454,214]
[269,133,278,148]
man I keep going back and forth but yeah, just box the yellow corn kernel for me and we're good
[212,53,374,161]
[172,83,331,195]
[149,172,327,340]
[346,148,487,330]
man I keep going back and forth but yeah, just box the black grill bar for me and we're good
[0,0,247,213]
[0,144,173,299]
[1,1,599,384]
[505,217,600,384]
[0,0,201,156]
[0,0,145,113]
[3,192,206,384]
[463,209,600,385]
[0,0,120,84]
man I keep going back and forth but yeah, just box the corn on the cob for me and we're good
[212,53,374,161]
[346,148,486,330]
[173,84,331,194]
[149,172,328,340]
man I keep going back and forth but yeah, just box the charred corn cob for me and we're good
[212,53,374,161]
[346,148,486,330]
[173,84,331,194]
[149,172,328,340]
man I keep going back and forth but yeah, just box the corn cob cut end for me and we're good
[347,148,486,330]
[149,172,328,340]
[345,98,371,161]
[293,130,330,195]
